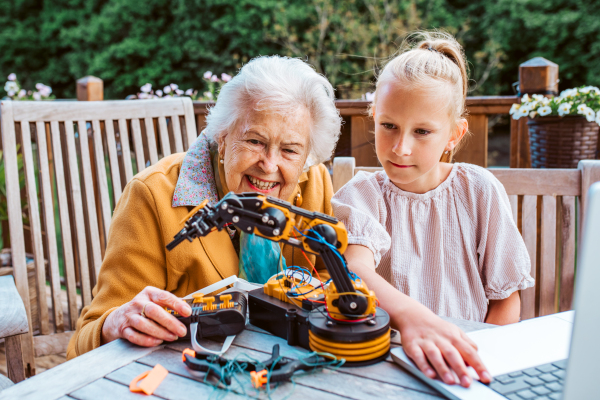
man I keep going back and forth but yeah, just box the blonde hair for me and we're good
[372,31,469,162]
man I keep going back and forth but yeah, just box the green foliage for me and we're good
[0,0,598,99]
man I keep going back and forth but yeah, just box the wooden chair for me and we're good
[0,275,28,386]
[333,157,600,320]
[0,98,198,378]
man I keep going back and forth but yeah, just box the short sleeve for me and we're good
[332,172,392,267]
[468,168,535,300]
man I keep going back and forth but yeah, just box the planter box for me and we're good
[528,116,599,168]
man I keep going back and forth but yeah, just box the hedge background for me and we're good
[1,0,598,99]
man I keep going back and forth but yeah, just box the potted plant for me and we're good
[510,87,600,168]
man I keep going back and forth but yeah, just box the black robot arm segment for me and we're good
[167,192,367,316]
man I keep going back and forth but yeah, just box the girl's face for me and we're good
[221,108,311,201]
[373,81,466,194]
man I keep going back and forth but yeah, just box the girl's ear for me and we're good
[446,118,468,152]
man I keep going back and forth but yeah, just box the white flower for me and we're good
[203,91,213,99]
[185,88,194,96]
[156,89,163,97]
[4,81,19,92]
[32,92,41,101]
[210,75,220,82]
[541,97,550,105]
[175,89,184,96]
[7,90,15,97]
[529,111,538,118]
[38,85,52,97]
[522,94,530,102]
[18,89,26,98]
[138,92,149,99]
[584,108,595,122]
[595,112,600,125]
[163,86,171,94]
[577,104,587,114]
[532,94,545,101]
[170,83,178,90]
[221,73,232,82]
[203,71,213,79]
[558,103,572,116]
[538,106,552,116]
[509,103,520,115]
[7,73,16,81]
[514,106,530,120]
[561,88,578,98]
[140,83,152,93]
[579,86,599,95]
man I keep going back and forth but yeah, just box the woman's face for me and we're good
[221,108,311,201]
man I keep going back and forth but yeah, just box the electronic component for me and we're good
[165,291,246,340]
[167,192,391,366]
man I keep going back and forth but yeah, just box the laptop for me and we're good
[391,181,600,400]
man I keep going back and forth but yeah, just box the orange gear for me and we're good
[250,369,268,389]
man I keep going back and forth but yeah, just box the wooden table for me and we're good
[0,317,493,400]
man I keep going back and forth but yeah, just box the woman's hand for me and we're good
[396,302,492,387]
[343,244,491,387]
[101,286,192,347]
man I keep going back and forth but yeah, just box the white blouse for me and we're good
[332,163,534,322]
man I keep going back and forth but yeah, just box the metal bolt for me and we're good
[247,227,252,231]
[228,209,234,214]
[262,214,269,223]
[221,203,228,209]
[326,321,334,326]
[255,202,260,207]
[268,220,274,226]
[273,228,280,235]
[350,302,357,309]
[232,216,239,223]
[367,319,377,326]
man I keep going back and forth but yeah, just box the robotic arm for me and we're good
[167,192,376,319]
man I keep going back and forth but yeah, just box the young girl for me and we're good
[332,32,534,387]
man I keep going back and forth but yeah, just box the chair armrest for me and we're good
[0,275,29,338]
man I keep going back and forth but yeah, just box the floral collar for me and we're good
[172,131,220,207]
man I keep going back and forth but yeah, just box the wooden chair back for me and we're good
[0,98,197,376]
[333,157,600,320]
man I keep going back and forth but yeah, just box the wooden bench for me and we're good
[333,157,600,320]
[1,98,198,378]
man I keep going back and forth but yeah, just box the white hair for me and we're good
[205,56,342,169]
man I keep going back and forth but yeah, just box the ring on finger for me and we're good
[141,302,150,318]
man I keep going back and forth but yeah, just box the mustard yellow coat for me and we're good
[67,153,334,359]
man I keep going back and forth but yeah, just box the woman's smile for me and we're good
[245,175,280,193]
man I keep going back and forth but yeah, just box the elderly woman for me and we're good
[67,56,339,357]
[66,56,487,386]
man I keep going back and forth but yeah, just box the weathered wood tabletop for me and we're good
[0,317,493,400]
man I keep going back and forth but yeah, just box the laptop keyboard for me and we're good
[488,359,567,399]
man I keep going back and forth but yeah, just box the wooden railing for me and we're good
[73,57,565,169]
[193,96,524,168]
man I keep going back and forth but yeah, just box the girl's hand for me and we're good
[397,303,492,387]
[342,244,492,388]
[101,286,192,346]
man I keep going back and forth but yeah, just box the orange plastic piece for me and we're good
[250,369,268,389]
[129,364,169,395]
[203,296,216,311]
[219,294,233,308]
[182,348,196,362]
[192,293,204,304]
